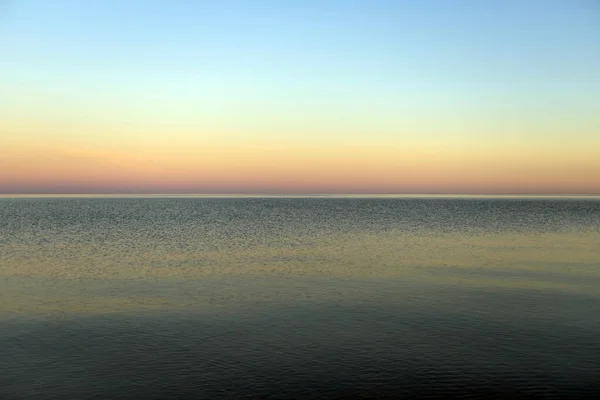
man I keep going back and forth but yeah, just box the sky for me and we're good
[1,0,599,194]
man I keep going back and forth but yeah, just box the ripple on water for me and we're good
[1,198,599,398]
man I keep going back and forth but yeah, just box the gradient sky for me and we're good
[1,0,599,194]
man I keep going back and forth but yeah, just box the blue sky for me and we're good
[3,0,598,111]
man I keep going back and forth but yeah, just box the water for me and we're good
[1,197,599,398]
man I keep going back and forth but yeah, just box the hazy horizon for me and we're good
[2,192,600,198]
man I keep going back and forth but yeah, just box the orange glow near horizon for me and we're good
[2,132,599,194]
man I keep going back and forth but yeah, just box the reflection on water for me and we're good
[1,198,599,398]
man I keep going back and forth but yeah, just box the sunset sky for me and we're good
[1,0,599,194]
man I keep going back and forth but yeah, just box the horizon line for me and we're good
[1,193,599,198]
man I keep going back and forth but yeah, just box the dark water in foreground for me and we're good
[1,197,599,399]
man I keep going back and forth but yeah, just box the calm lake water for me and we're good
[1,197,599,399]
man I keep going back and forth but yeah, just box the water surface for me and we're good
[1,197,599,398]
